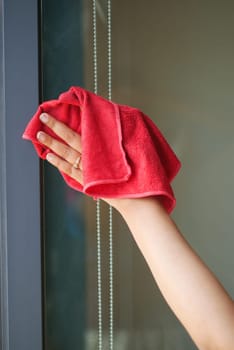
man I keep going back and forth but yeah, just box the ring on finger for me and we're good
[73,154,82,169]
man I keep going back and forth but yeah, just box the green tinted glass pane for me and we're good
[41,1,86,349]
[41,1,234,349]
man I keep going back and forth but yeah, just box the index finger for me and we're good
[39,113,82,152]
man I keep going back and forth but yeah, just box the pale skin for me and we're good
[37,113,234,350]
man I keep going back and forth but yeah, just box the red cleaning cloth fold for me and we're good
[22,86,181,213]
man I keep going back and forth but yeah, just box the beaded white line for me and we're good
[109,203,114,350]
[107,1,114,349]
[93,0,98,95]
[96,198,102,350]
[93,1,114,349]
[107,0,112,101]
[93,1,102,349]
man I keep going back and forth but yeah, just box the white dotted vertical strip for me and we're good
[93,1,102,350]
[96,198,102,350]
[107,0,112,101]
[109,204,114,350]
[107,1,114,349]
[93,0,98,95]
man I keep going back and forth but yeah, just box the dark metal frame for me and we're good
[0,1,43,349]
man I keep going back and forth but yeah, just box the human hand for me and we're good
[36,113,136,211]
[37,112,83,184]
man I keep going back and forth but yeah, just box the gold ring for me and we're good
[73,155,81,169]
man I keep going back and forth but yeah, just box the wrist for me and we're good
[107,196,164,218]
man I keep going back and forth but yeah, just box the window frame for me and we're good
[0,1,43,349]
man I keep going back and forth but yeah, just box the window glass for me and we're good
[42,1,234,349]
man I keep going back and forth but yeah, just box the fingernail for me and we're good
[46,153,55,162]
[40,113,49,123]
[37,131,46,141]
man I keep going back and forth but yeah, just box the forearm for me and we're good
[117,197,234,350]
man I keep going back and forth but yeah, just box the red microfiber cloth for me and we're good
[22,86,181,213]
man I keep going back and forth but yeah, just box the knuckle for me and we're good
[44,134,52,147]
[64,131,74,144]
[48,116,56,129]
[61,146,71,160]
[60,161,71,176]
[71,165,81,180]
